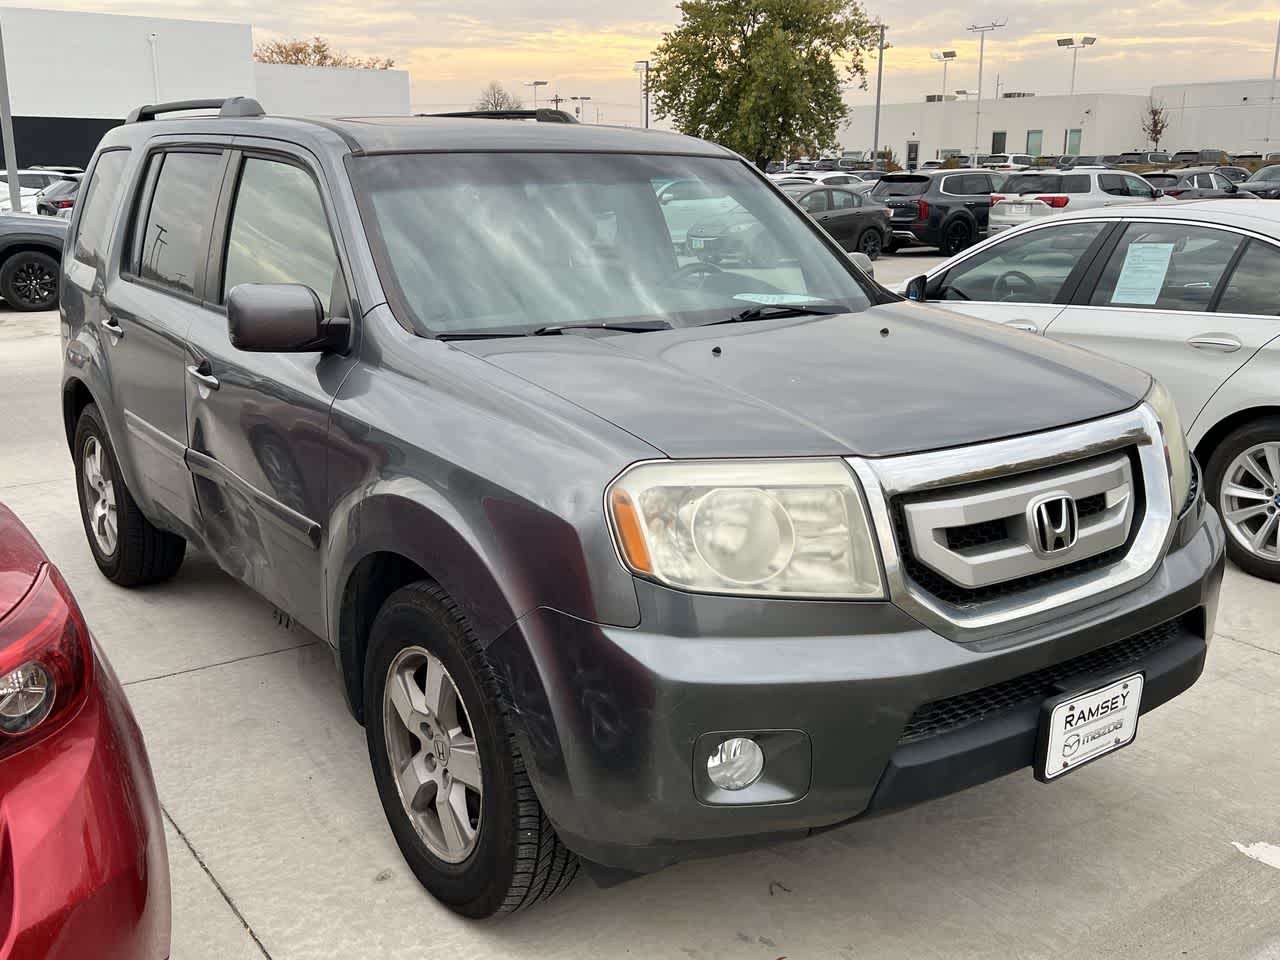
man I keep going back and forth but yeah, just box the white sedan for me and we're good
[898,199,1280,580]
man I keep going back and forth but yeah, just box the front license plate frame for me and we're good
[1035,672,1144,783]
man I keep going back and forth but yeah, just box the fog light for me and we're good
[706,737,764,791]
[0,662,53,735]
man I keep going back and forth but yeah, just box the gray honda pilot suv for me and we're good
[60,98,1224,918]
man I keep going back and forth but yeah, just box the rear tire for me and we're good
[73,403,185,586]
[364,581,578,918]
[1,250,59,311]
[940,219,974,256]
[855,228,884,260]
[1205,417,1280,582]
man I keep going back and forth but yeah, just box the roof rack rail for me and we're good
[126,97,265,124]
[422,108,578,124]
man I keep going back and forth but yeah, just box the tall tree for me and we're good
[254,36,394,69]
[473,82,524,111]
[1141,98,1170,151]
[650,0,878,168]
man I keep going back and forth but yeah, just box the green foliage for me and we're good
[650,0,878,168]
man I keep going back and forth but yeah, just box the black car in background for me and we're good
[0,212,66,309]
[35,176,80,216]
[1213,165,1252,184]
[1243,164,1280,199]
[1143,167,1256,199]
[781,183,892,258]
[870,168,1004,254]
[1172,149,1228,165]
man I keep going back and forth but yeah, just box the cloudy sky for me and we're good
[21,0,1280,125]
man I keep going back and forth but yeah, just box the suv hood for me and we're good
[456,302,1150,459]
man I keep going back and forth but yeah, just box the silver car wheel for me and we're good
[1220,441,1280,562]
[81,436,118,555]
[383,645,483,863]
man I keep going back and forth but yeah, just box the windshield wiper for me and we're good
[703,303,847,327]
[529,320,673,336]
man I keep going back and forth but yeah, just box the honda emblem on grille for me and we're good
[1030,494,1079,555]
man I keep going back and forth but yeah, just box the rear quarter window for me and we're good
[72,150,130,268]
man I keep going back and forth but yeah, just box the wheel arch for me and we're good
[62,376,98,452]
[1193,406,1280,470]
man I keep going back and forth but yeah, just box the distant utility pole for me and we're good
[967,19,1007,160]
[0,22,20,213]
[549,93,565,111]
[871,24,888,167]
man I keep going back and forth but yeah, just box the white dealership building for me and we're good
[0,7,411,167]
[843,78,1280,164]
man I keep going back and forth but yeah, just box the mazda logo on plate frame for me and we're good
[1030,494,1079,555]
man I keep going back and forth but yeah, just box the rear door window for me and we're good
[137,151,225,298]
[800,191,829,213]
[1098,174,1129,197]
[938,221,1108,303]
[1216,241,1280,316]
[1089,222,1243,311]
[831,190,860,209]
[72,149,130,267]
[1123,176,1157,198]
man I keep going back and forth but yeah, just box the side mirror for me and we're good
[848,251,875,279]
[227,283,348,353]
[659,192,673,205]
[1226,182,1238,194]
[905,274,928,302]
[1151,188,1164,199]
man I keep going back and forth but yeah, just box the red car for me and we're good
[0,504,170,960]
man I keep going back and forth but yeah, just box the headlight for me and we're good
[607,459,885,599]
[1145,379,1192,510]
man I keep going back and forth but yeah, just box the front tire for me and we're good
[855,228,884,260]
[1205,417,1280,581]
[1,250,60,311]
[364,581,578,918]
[73,403,185,585]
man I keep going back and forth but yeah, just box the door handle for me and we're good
[186,362,221,391]
[1007,320,1039,333]
[1187,335,1242,353]
[101,317,124,339]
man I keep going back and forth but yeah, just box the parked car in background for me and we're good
[982,153,1035,170]
[1172,149,1228,165]
[1058,155,1112,168]
[30,164,83,176]
[656,177,739,248]
[0,169,72,212]
[0,503,171,959]
[989,168,1160,233]
[0,211,66,309]
[1214,165,1252,184]
[918,160,943,170]
[902,199,1280,578]
[1118,151,1172,165]
[35,175,81,216]
[848,169,887,182]
[813,158,840,171]
[781,182,892,258]
[1142,167,1255,199]
[765,161,785,175]
[1244,164,1280,199]
[871,168,1005,253]
[63,99,1223,918]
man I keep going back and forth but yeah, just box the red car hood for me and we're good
[0,503,45,619]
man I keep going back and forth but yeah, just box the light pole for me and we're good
[967,19,1006,162]
[930,50,957,101]
[523,80,548,108]
[1056,36,1096,96]
[1265,18,1279,150]
[571,96,592,122]
[871,24,888,168]
[633,60,651,129]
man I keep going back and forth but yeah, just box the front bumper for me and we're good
[493,497,1224,877]
[0,646,170,960]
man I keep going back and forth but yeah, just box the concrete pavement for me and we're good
[2,289,1278,960]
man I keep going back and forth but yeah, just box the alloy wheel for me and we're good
[1220,441,1280,562]
[383,645,483,863]
[858,231,883,259]
[11,258,56,308]
[81,436,118,555]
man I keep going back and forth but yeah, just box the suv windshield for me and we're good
[872,176,929,197]
[1250,165,1280,182]
[350,152,874,337]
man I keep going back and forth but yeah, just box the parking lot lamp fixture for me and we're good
[1056,36,1096,96]
[931,51,958,101]
[523,80,548,108]
[967,20,1007,160]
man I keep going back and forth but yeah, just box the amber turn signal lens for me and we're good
[609,489,653,574]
